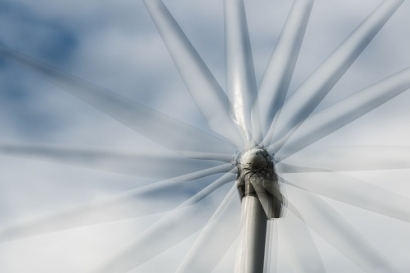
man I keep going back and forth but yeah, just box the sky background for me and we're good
[1,0,410,272]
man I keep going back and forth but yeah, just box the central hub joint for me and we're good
[236,147,283,218]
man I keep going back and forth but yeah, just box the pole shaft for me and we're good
[235,195,268,273]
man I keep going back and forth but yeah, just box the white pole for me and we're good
[235,194,268,273]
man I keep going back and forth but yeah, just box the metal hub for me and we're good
[236,147,283,218]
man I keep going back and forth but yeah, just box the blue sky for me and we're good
[1,0,410,272]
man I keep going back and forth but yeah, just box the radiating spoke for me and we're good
[224,0,258,144]
[258,0,314,138]
[175,186,240,273]
[182,151,233,162]
[275,68,410,157]
[264,221,278,273]
[276,162,330,174]
[0,165,234,243]
[0,143,231,179]
[278,209,326,273]
[143,0,243,148]
[282,145,410,172]
[0,45,236,154]
[267,0,404,147]
[91,173,235,273]
[284,171,410,223]
[285,185,401,273]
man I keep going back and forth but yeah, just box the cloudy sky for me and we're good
[1,0,410,272]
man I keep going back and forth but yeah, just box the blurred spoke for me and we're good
[282,145,410,171]
[258,0,314,139]
[91,173,235,273]
[0,143,230,179]
[264,220,278,273]
[268,0,404,148]
[143,0,243,148]
[0,165,235,243]
[284,171,410,223]
[285,185,401,273]
[182,151,233,162]
[224,0,258,144]
[278,209,326,273]
[0,45,236,154]
[176,185,240,273]
[275,68,410,157]
[276,162,331,174]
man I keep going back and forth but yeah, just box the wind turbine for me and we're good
[1,0,410,272]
